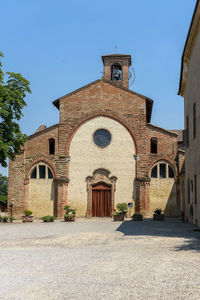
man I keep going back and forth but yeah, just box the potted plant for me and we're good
[2,216,8,223]
[113,202,128,221]
[153,208,165,221]
[42,215,54,222]
[132,213,143,221]
[9,216,14,223]
[64,205,76,222]
[22,209,34,222]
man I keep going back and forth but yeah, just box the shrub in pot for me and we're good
[2,216,8,223]
[153,208,165,221]
[42,215,54,222]
[64,205,76,222]
[9,216,14,223]
[22,209,34,222]
[113,202,128,221]
[132,213,143,221]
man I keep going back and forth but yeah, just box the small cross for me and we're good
[115,45,118,53]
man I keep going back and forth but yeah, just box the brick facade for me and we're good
[8,54,183,218]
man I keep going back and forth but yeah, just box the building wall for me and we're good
[150,179,176,217]
[8,126,59,218]
[68,117,136,216]
[8,80,181,218]
[29,179,54,218]
[184,29,200,225]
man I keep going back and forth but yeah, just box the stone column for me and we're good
[135,177,151,215]
[54,178,69,218]
[175,178,180,217]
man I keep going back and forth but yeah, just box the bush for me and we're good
[42,215,54,222]
[154,208,162,215]
[2,216,8,223]
[132,213,143,217]
[132,213,143,221]
[24,209,32,216]
[116,203,128,215]
[64,213,74,220]
[64,205,76,215]
[9,216,14,223]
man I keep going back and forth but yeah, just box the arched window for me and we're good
[151,161,175,179]
[30,167,37,179]
[111,64,122,81]
[151,138,157,154]
[168,165,175,178]
[30,164,53,179]
[49,138,55,155]
[151,165,158,178]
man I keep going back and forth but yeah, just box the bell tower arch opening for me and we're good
[102,54,131,88]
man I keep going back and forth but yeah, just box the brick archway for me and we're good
[65,113,138,156]
[147,157,178,178]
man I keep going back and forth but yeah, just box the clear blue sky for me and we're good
[0,0,196,175]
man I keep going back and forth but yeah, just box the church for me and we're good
[8,54,184,219]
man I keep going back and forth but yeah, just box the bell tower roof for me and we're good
[101,53,132,89]
[102,54,131,65]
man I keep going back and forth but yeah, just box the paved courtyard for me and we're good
[0,218,200,300]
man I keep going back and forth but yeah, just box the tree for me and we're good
[0,52,31,167]
[0,173,8,205]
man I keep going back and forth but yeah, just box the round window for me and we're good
[93,129,111,148]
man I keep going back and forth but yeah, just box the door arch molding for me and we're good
[86,169,117,217]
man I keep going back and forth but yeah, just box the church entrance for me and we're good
[92,183,112,217]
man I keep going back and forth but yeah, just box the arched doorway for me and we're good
[92,183,112,217]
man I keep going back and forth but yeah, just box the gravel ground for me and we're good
[0,218,200,300]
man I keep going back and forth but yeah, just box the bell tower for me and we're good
[102,54,131,89]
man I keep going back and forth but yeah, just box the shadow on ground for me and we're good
[116,218,200,252]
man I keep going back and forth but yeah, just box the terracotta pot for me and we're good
[22,215,34,223]
[153,214,165,221]
[113,214,124,221]
[133,215,143,221]
[64,215,75,222]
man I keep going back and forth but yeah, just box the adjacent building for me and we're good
[179,0,200,225]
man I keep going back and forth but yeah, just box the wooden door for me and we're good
[92,183,111,217]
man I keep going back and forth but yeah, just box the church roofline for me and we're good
[147,123,180,137]
[28,124,59,140]
[52,78,153,122]
[178,0,200,96]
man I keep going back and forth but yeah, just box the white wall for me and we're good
[68,117,136,216]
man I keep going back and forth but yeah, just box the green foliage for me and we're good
[0,173,8,204]
[24,209,32,216]
[9,216,14,222]
[116,202,128,215]
[154,208,162,215]
[0,52,31,167]
[113,211,123,216]
[0,194,7,204]
[64,213,74,220]
[132,213,143,221]
[42,215,54,222]
[64,205,76,215]
[132,213,143,217]
[2,216,8,223]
